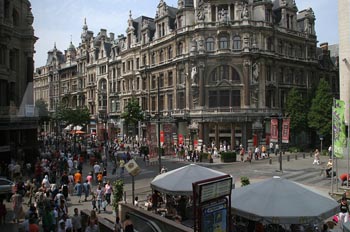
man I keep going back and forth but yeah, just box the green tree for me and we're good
[35,99,50,125]
[121,97,144,136]
[308,79,333,143]
[56,103,90,128]
[285,88,308,144]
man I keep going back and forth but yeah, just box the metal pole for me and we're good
[132,175,135,205]
[157,75,161,173]
[331,102,335,194]
[279,117,282,172]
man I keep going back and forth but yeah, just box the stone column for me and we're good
[231,123,235,150]
[198,62,205,107]
[243,59,251,107]
[259,60,266,108]
[215,123,219,148]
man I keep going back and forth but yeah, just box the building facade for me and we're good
[34,0,339,152]
[0,0,37,162]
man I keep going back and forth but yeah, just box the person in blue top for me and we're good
[74,181,83,203]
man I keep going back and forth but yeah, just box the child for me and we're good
[91,193,97,211]
[0,199,7,224]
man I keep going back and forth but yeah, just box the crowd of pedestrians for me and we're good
[0,134,140,232]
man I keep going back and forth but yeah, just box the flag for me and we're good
[270,118,278,143]
[333,99,346,158]
[282,118,290,143]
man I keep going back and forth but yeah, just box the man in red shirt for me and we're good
[339,173,350,186]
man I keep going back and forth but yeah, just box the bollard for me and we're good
[269,158,272,164]
[303,153,305,159]
[295,154,298,160]
[287,155,290,162]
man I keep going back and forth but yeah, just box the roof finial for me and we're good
[83,17,88,30]
[54,42,56,49]
[129,10,132,19]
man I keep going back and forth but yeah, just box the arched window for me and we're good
[233,36,241,50]
[210,65,241,83]
[219,36,229,49]
[206,37,215,51]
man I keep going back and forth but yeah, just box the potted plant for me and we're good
[220,152,237,162]
[241,176,250,186]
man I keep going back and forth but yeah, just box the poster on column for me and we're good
[282,118,290,144]
[163,123,176,156]
[270,118,278,143]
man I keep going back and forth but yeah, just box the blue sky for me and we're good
[30,0,338,68]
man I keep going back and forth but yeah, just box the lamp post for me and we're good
[157,72,162,174]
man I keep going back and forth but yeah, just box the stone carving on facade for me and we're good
[198,38,205,52]
[252,62,259,81]
[241,4,249,20]
[197,6,205,21]
[243,35,250,49]
[191,66,198,86]
[219,9,228,22]
[243,59,251,67]
[178,0,184,9]
[190,39,198,52]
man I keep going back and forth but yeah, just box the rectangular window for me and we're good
[209,91,217,108]
[152,76,156,89]
[168,94,173,110]
[168,71,173,86]
[178,92,185,109]
[159,95,164,111]
[231,90,241,107]
[220,90,230,107]
[151,96,156,111]
[159,74,164,88]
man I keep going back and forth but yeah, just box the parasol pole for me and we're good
[347,100,350,189]
[331,99,335,194]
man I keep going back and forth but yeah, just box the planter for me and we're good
[220,152,237,163]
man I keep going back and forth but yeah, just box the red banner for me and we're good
[282,118,290,144]
[178,134,184,145]
[160,131,164,144]
[270,118,278,143]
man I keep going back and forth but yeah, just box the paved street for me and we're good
[2,151,348,230]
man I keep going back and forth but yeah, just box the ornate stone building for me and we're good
[0,0,37,162]
[34,0,339,151]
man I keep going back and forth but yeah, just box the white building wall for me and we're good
[339,0,350,123]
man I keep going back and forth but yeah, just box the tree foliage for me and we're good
[112,179,124,212]
[121,97,144,135]
[56,103,90,127]
[35,99,50,125]
[307,79,333,141]
[285,88,308,133]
